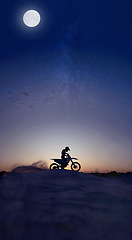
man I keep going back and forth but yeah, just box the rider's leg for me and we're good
[61,158,65,169]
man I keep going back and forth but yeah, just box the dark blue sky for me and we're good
[0,0,132,172]
[1,0,132,60]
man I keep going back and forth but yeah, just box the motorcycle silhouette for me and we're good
[49,154,81,172]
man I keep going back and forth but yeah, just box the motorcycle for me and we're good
[49,154,81,172]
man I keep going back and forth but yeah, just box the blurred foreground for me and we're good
[0,170,132,240]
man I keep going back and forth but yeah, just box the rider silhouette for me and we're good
[61,146,70,169]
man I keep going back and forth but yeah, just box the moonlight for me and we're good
[23,10,41,27]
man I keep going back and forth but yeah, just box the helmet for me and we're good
[65,146,70,151]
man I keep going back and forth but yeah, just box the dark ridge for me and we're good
[91,171,132,178]
[11,166,45,173]
[0,171,9,177]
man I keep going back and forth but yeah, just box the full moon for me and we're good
[23,10,40,27]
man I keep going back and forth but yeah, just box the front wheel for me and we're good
[71,162,81,172]
[50,163,59,170]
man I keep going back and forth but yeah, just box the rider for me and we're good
[61,146,70,169]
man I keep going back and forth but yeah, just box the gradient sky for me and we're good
[0,0,132,172]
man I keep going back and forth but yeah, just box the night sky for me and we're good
[0,0,132,172]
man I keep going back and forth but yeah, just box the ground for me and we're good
[0,170,132,240]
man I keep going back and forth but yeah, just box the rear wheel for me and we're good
[71,162,81,172]
[50,163,59,170]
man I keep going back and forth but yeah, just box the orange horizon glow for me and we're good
[0,159,131,173]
